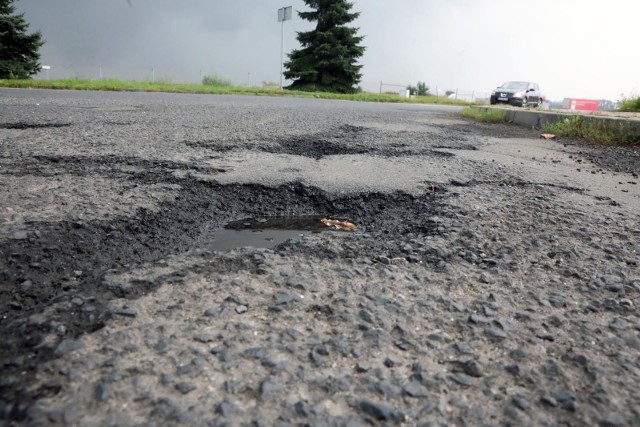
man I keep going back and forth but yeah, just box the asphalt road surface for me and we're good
[1,89,639,426]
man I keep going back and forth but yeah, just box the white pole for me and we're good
[99,66,102,80]
[152,68,155,83]
[280,20,284,89]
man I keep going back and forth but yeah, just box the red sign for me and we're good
[568,99,599,111]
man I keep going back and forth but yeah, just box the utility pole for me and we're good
[278,6,292,89]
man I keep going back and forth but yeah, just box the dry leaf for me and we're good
[321,218,356,231]
[540,133,556,140]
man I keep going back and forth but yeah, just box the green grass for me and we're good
[541,116,640,146]
[0,78,471,106]
[618,96,640,112]
[459,107,507,123]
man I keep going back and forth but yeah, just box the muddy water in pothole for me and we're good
[203,216,350,251]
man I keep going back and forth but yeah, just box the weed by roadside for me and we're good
[541,116,640,146]
[459,107,507,123]
[618,96,640,113]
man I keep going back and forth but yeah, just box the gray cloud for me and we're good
[15,0,640,100]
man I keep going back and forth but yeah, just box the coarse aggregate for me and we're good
[0,89,639,426]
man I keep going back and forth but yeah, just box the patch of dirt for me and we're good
[0,155,226,180]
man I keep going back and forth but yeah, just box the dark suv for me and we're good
[490,81,542,107]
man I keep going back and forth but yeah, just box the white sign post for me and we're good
[42,65,51,80]
[278,6,292,89]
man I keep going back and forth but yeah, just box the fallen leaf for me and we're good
[321,218,356,231]
[540,133,556,140]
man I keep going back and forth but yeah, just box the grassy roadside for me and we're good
[540,116,640,146]
[0,78,471,106]
[460,106,640,146]
[459,107,507,123]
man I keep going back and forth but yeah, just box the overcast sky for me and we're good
[15,0,640,101]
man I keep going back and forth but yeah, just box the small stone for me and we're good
[448,374,474,387]
[383,358,395,368]
[375,381,401,397]
[235,305,248,314]
[274,292,298,305]
[259,379,280,396]
[94,383,111,402]
[204,308,217,317]
[484,327,507,340]
[174,382,196,394]
[355,362,371,373]
[504,364,520,375]
[494,317,517,332]
[216,400,237,416]
[540,395,558,407]
[599,414,626,427]
[309,350,323,365]
[512,396,529,410]
[10,230,28,240]
[359,309,374,323]
[378,256,391,265]
[194,333,216,343]
[609,318,631,331]
[605,283,625,293]
[479,273,494,284]
[63,404,79,424]
[469,314,491,324]
[403,381,429,398]
[357,399,405,422]
[294,401,309,417]
[113,307,137,318]
[454,342,473,354]
[466,405,485,419]
[461,360,484,377]
[54,339,83,357]
[548,294,567,307]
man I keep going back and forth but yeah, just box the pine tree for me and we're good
[284,0,365,94]
[0,0,44,79]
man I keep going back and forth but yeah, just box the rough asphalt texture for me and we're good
[1,89,639,426]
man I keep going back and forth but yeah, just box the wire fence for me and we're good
[363,80,490,103]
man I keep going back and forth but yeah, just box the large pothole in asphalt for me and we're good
[0,179,443,421]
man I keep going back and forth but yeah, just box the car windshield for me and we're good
[500,81,528,90]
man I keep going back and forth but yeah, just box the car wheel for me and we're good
[521,97,528,108]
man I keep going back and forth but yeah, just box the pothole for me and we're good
[204,215,356,251]
[0,180,443,421]
[0,122,71,129]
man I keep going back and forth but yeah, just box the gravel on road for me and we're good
[0,89,639,426]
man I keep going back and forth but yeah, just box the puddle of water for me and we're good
[209,228,309,251]
[203,215,352,251]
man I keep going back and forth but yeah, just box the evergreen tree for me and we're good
[284,0,365,94]
[0,0,44,79]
